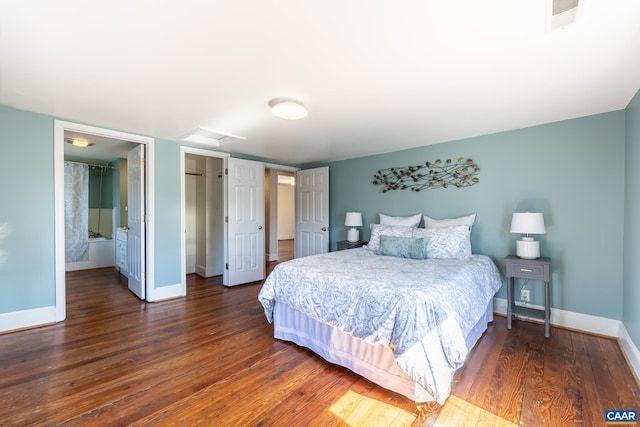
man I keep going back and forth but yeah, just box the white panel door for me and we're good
[127,145,146,299]
[226,158,265,286]
[295,166,329,258]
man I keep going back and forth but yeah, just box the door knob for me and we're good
[322,227,328,231]
[258,225,263,230]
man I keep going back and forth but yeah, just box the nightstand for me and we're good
[505,255,551,338]
[337,240,366,251]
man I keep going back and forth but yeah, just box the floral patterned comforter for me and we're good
[257,247,502,403]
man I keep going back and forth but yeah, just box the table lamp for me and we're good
[345,212,363,242]
[510,212,546,259]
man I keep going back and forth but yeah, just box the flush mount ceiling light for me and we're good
[179,126,246,147]
[548,0,580,31]
[269,98,308,120]
[65,138,94,148]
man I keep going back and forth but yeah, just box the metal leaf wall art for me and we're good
[372,158,480,192]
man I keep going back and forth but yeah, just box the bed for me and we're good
[257,221,502,404]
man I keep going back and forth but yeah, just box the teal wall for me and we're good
[325,111,626,320]
[624,89,640,345]
[0,106,56,312]
[153,139,183,288]
[88,166,113,209]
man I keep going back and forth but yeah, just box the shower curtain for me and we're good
[65,162,89,262]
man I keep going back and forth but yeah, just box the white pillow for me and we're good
[412,225,472,260]
[423,213,476,230]
[365,224,414,252]
[379,213,422,228]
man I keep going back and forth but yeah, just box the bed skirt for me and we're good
[273,300,494,403]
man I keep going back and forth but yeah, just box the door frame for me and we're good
[264,165,299,261]
[54,120,155,321]
[179,146,229,295]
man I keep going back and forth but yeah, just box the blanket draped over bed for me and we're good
[258,248,502,404]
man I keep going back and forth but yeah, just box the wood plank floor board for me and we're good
[448,319,497,400]
[484,321,533,423]
[582,333,623,417]
[250,365,352,426]
[598,337,640,409]
[459,319,510,408]
[562,329,590,426]
[518,323,547,426]
[571,332,604,427]
[542,323,584,426]
[1,241,638,426]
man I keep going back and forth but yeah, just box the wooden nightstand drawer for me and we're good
[507,262,545,279]
[505,256,550,281]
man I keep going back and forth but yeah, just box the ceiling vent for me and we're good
[179,126,246,147]
[550,0,580,30]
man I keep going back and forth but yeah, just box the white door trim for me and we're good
[179,146,229,295]
[54,120,155,321]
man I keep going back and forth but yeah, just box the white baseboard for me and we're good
[266,252,278,262]
[0,306,57,333]
[619,323,640,382]
[195,264,223,278]
[493,297,640,380]
[153,283,184,301]
[493,297,621,336]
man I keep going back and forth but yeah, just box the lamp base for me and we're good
[347,228,359,243]
[516,237,540,259]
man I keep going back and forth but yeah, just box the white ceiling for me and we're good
[2,1,640,165]
[64,131,138,163]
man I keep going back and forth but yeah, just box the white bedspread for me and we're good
[258,248,502,403]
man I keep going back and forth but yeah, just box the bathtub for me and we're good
[65,237,116,271]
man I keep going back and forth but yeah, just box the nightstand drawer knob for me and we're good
[520,268,533,272]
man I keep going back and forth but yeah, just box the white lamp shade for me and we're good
[510,212,546,235]
[345,212,363,227]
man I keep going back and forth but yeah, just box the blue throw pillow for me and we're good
[376,235,427,260]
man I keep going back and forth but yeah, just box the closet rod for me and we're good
[185,172,223,177]
[65,160,114,169]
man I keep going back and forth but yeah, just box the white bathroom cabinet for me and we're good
[116,227,128,277]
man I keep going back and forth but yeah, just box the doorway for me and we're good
[54,120,155,322]
[180,146,229,295]
[265,167,298,262]
[184,154,224,277]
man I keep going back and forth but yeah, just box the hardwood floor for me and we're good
[1,242,638,426]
